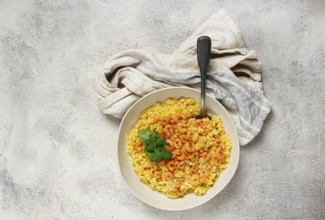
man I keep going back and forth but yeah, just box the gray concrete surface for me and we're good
[0,0,324,219]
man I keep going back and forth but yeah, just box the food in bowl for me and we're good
[127,97,232,199]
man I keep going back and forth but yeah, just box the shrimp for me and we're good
[164,116,172,123]
[177,161,186,170]
[154,171,162,179]
[185,141,195,153]
[174,138,182,149]
[219,153,226,160]
[214,159,222,166]
[175,123,182,130]
[186,130,191,137]
[173,149,182,156]
[191,164,198,173]
[173,181,183,197]
[149,168,156,176]
[166,139,173,145]
[163,171,174,180]
[165,124,173,133]
[190,174,200,187]
[180,134,187,143]
[168,145,175,151]
[201,169,209,177]
[161,128,170,138]
[149,161,158,169]
[200,170,210,184]
[186,153,196,160]
[199,151,207,158]
[205,152,212,160]
[133,142,144,152]
[167,160,175,172]
[184,141,190,150]
[177,153,186,161]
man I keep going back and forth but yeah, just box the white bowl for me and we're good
[117,87,239,210]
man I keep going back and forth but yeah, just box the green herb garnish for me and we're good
[138,128,172,162]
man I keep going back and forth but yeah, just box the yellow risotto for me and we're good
[127,97,232,198]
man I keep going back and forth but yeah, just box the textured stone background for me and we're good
[0,0,324,219]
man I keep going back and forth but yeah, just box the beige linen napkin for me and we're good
[96,9,271,145]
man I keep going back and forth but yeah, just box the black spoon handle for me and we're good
[197,36,211,116]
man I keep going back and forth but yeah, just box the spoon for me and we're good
[195,36,212,119]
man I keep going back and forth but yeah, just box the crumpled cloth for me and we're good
[96,9,272,145]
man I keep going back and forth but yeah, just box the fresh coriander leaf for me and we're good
[147,132,158,146]
[145,147,172,162]
[144,149,155,161]
[150,131,167,148]
[157,147,172,160]
[145,144,156,152]
[154,137,167,147]
[138,128,171,162]
[138,129,151,143]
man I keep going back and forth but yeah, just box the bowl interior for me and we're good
[117,87,239,210]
